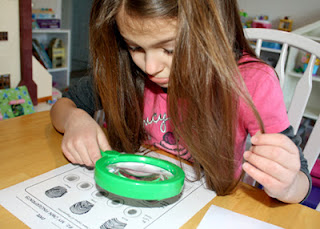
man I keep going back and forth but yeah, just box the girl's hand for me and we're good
[242,133,309,203]
[61,109,111,167]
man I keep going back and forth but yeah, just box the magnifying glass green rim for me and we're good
[94,150,185,200]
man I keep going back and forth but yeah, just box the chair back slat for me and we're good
[288,54,315,134]
[275,43,288,89]
[255,39,262,56]
[303,114,320,171]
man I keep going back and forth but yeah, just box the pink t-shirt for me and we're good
[143,55,290,173]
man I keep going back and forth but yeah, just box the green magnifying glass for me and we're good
[94,150,185,200]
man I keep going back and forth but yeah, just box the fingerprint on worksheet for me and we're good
[92,190,109,199]
[63,174,80,182]
[70,200,94,215]
[100,218,127,229]
[124,207,142,218]
[45,186,67,198]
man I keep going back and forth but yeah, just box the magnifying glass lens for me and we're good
[106,162,173,181]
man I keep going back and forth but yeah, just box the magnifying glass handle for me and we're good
[100,150,121,158]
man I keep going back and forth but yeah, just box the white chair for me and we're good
[244,28,320,173]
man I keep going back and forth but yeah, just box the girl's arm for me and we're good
[239,59,311,203]
[50,76,111,167]
[50,97,80,133]
[50,98,111,166]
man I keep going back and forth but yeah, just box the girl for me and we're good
[50,0,311,203]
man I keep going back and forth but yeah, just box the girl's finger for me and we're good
[62,139,83,164]
[76,142,95,167]
[243,151,293,183]
[85,140,101,165]
[249,145,299,171]
[63,150,77,164]
[80,153,95,167]
[242,161,282,190]
[62,139,85,165]
[97,128,112,152]
[251,133,298,155]
[65,147,84,165]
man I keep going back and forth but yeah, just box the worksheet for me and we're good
[0,150,216,229]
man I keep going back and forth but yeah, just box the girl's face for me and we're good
[117,12,177,88]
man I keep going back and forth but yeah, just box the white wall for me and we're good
[0,0,21,88]
[238,0,320,30]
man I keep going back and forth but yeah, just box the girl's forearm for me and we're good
[50,98,85,133]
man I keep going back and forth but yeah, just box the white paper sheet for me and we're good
[197,205,283,229]
[0,151,216,229]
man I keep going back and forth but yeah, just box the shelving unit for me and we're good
[283,20,320,120]
[32,29,71,90]
[31,0,72,91]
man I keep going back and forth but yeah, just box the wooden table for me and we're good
[1,111,319,228]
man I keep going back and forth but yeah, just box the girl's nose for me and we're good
[145,54,163,76]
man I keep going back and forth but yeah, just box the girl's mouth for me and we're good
[148,75,169,86]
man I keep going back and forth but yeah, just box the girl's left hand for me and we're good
[242,133,308,203]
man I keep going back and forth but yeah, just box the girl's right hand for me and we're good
[61,109,111,167]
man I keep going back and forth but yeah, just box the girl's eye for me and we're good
[128,46,143,52]
[164,49,174,55]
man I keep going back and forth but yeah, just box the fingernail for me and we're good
[243,151,250,159]
[251,136,257,143]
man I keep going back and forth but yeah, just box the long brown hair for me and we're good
[89,0,265,195]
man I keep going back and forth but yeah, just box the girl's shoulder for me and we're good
[237,54,290,135]
[238,54,279,88]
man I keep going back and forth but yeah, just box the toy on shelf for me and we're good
[295,52,320,75]
[278,16,293,32]
[48,38,66,68]
[47,98,57,105]
[252,15,272,29]
[46,87,62,106]
[239,10,248,27]
[239,10,253,28]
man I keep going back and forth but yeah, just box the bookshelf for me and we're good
[32,29,71,90]
[31,0,72,91]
